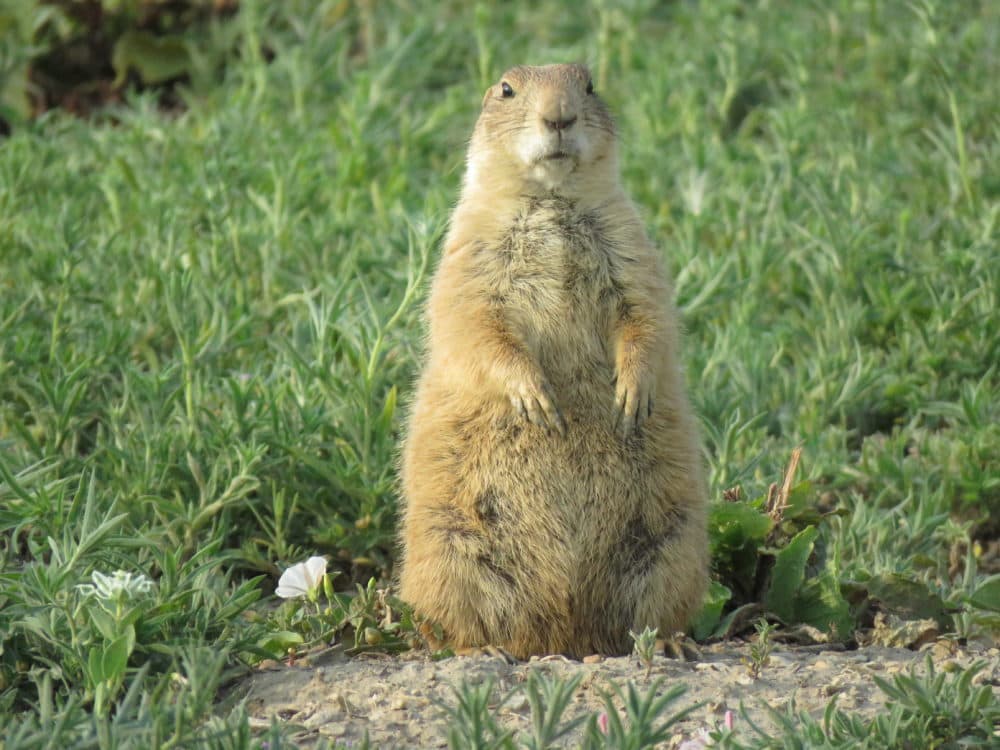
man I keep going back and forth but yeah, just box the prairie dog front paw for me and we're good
[614,371,653,438]
[509,376,566,435]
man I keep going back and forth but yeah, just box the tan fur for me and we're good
[398,64,708,659]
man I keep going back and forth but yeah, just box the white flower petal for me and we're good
[302,556,327,590]
[275,581,307,598]
[275,569,309,598]
[275,556,327,599]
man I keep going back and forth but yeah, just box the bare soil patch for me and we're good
[235,641,1000,748]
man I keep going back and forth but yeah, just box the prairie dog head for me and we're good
[463,64,618,198]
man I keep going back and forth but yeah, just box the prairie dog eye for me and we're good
[586,79,594,95]
[501,81,514,98]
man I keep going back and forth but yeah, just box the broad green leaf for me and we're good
[709,602,763,640]
[782,480,814,520]
[87,646,104,684]
[88,607,118,642]
[112,30,192,88]
[119,606,144,630]
[765,525,817,621]
[862,573,958,626]
[708,501,773,553]
[122,623,136,661]
[691,580,732,641]
[795,569,854,637]
[258,630,305,657]
[101,633,132,681]
[968,574,1000,613]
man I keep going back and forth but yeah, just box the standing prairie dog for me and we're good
[398,63,708,658]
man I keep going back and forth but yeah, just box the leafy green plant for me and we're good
[580,680,702,750]
[629,626,658,679]
[719,658,1000,750]
[520,672,590,750]
[265,561,418,659]
[74,569,153,715]
[442,678,516,750]
[0,0,61,121]
[698,450,854,640]
[742,619,775,681]
[440,674,701,750]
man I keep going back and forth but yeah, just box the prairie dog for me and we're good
[398,63,708,658]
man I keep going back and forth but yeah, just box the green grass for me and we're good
[1,0,998,746]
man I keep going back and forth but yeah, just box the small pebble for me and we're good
[507,694,529,711]
[928,641,958,661]
[319,723,347,737]
[582,654,603,664]
[304,708,342,728]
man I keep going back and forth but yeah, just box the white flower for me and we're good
[76,570,155,601]
[276,556,327,599]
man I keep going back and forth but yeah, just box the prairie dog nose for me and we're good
[544,116,577,132]
[539,89,578,133]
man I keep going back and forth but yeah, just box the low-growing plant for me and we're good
[742,619,775,681]
[718,658,1000,749]
[441,673,701,750]
[266,555,418,658]
[3,647,285,749]
[580,680,702,750]
[629,626,659,680]
[521,672,590,750]
[442,677,517,750]
[695,450,854,640]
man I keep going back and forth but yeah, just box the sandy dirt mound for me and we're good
[234,641,1000,748]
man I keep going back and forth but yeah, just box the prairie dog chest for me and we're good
[492,197,618,317]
